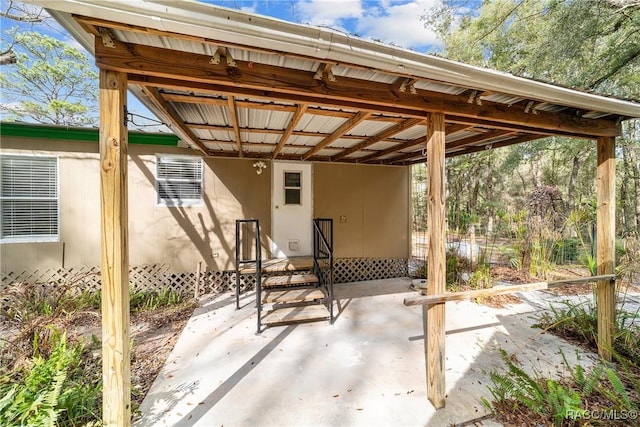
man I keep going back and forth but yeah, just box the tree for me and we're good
[0,31,98,126]
[0,0,47,65]
[423,0,640,234]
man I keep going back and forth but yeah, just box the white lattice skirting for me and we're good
[1,258,408,298]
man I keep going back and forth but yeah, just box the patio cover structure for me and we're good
[29,1,640,425]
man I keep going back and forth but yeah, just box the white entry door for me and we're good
[272,161,313,258]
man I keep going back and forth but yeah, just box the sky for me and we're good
[199,0,444,53]
[0,0,463,129]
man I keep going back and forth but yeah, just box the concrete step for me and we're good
[262,304,330,326]
[263,288,324,304]
[262,273,318,289]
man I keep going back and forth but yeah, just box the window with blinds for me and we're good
[0,155,60,242]
[155,155,203,206]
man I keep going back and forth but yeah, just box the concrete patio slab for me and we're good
[136,278,598,426]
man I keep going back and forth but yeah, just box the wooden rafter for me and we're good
[226,96,243,157]
[162,92,371,119]
[273,103,308,159]
[401,134,545,164]
[140,87,210,156]
[301,111,372,160]
[95,41,620,138]
[188,123,388,142]
[445,129,516,151]
[331,117,424,161]
[357,123,473,163]
[202,139,381,153]
[447,135,545,158]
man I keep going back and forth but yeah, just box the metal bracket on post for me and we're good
[99,27,116,48]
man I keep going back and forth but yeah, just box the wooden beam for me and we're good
[227,96,243,157]
[360,124,471,163]
[445,134,544,157]
[398,133,545,164]
[142,74,611,141]
[596,136,616,362]
[331,117,424,161]
[404,274,617,306]
[426,112,446,409]
[301,111,372,160]
[273,103,307,158]
[95,41,621,138]
[141,87,210,155]
[99,69,131,427]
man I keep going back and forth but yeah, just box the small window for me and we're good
[284,171,301,205]
[156,155,203,206]
[0,155,59,242]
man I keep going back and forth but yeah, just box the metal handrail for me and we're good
[235,219,262,333]
[313,218,334,323]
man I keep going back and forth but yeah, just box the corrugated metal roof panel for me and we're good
[172,103,228,125]
[203,141,232,152]
[415,81,467,95]
[287,135,324,146]
[192,129,230,140]
[366,140,402,151]
[333,65,398,84]
[280,146,308,155]
[482,93,523,105]
[297,115,346,133]
[245,144,274,154]
[329,138,362,149]
[446,130,483,143]
[348,120,397,137]
[243,133,280,144]
[393,125,427,140]
[236,108,292,130]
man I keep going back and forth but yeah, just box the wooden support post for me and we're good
[195,261,202,299]
[596,136,616,362]
[425,112,446,409]
[100,69,131,426]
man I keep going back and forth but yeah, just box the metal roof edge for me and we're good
[30,0,640,118]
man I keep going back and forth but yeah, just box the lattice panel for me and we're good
[1,258,408,300]
[1,267,102,294]
[333,258,408,284]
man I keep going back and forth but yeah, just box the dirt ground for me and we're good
[0,300,197,411]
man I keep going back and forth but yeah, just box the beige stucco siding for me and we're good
[313,163,409,259]
[2,135,408,274]
[1,136,271,273]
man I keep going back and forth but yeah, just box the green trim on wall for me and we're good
[0,122,180,146]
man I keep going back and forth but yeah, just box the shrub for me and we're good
[0,329,101,426]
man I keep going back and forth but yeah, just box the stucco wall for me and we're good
[313,163,409,259]
[1,136,409,274]
[1,136,271,273]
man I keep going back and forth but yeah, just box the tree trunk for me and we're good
[567,154,582,211]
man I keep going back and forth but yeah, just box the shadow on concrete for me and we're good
[137,280,600,426]
[173,324,298,426]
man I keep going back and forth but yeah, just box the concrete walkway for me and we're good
[136,278,600,427]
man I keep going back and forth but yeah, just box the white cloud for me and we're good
[296,0,363,28]
[294,0,440,51]
[355,0,440,50]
